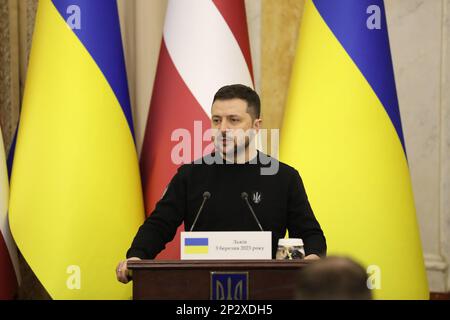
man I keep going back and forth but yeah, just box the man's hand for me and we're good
[116,257,141,284]
[304,254,321,260]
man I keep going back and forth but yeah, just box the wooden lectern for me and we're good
[128,260,312,300]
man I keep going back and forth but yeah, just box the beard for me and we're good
[214,130,254,162]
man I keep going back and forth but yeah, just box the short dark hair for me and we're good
[295,256,372,300]
[213,84,261,119]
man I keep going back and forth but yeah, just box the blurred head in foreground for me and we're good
[295,256,372,300]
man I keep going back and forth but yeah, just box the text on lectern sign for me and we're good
[181,231,272,260]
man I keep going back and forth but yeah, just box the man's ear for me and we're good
[253,119,262,132]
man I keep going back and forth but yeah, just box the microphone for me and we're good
[190,191,211,231]
[241,192,264,231]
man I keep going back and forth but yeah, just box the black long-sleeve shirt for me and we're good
[127,152,326,259]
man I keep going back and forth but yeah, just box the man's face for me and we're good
[211,98,261,157]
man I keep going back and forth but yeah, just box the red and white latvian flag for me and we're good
[0,130,20,299]
[140,0,254,259]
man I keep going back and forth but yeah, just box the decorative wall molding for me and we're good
[440,0,450,293]
[425,254,448,293]
[0,0,20,152]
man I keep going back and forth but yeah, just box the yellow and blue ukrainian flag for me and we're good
[9,0,144,299]
[184,238,209,255]
[280,0,429,299]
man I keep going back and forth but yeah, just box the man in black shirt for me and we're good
[117,84,326,283]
